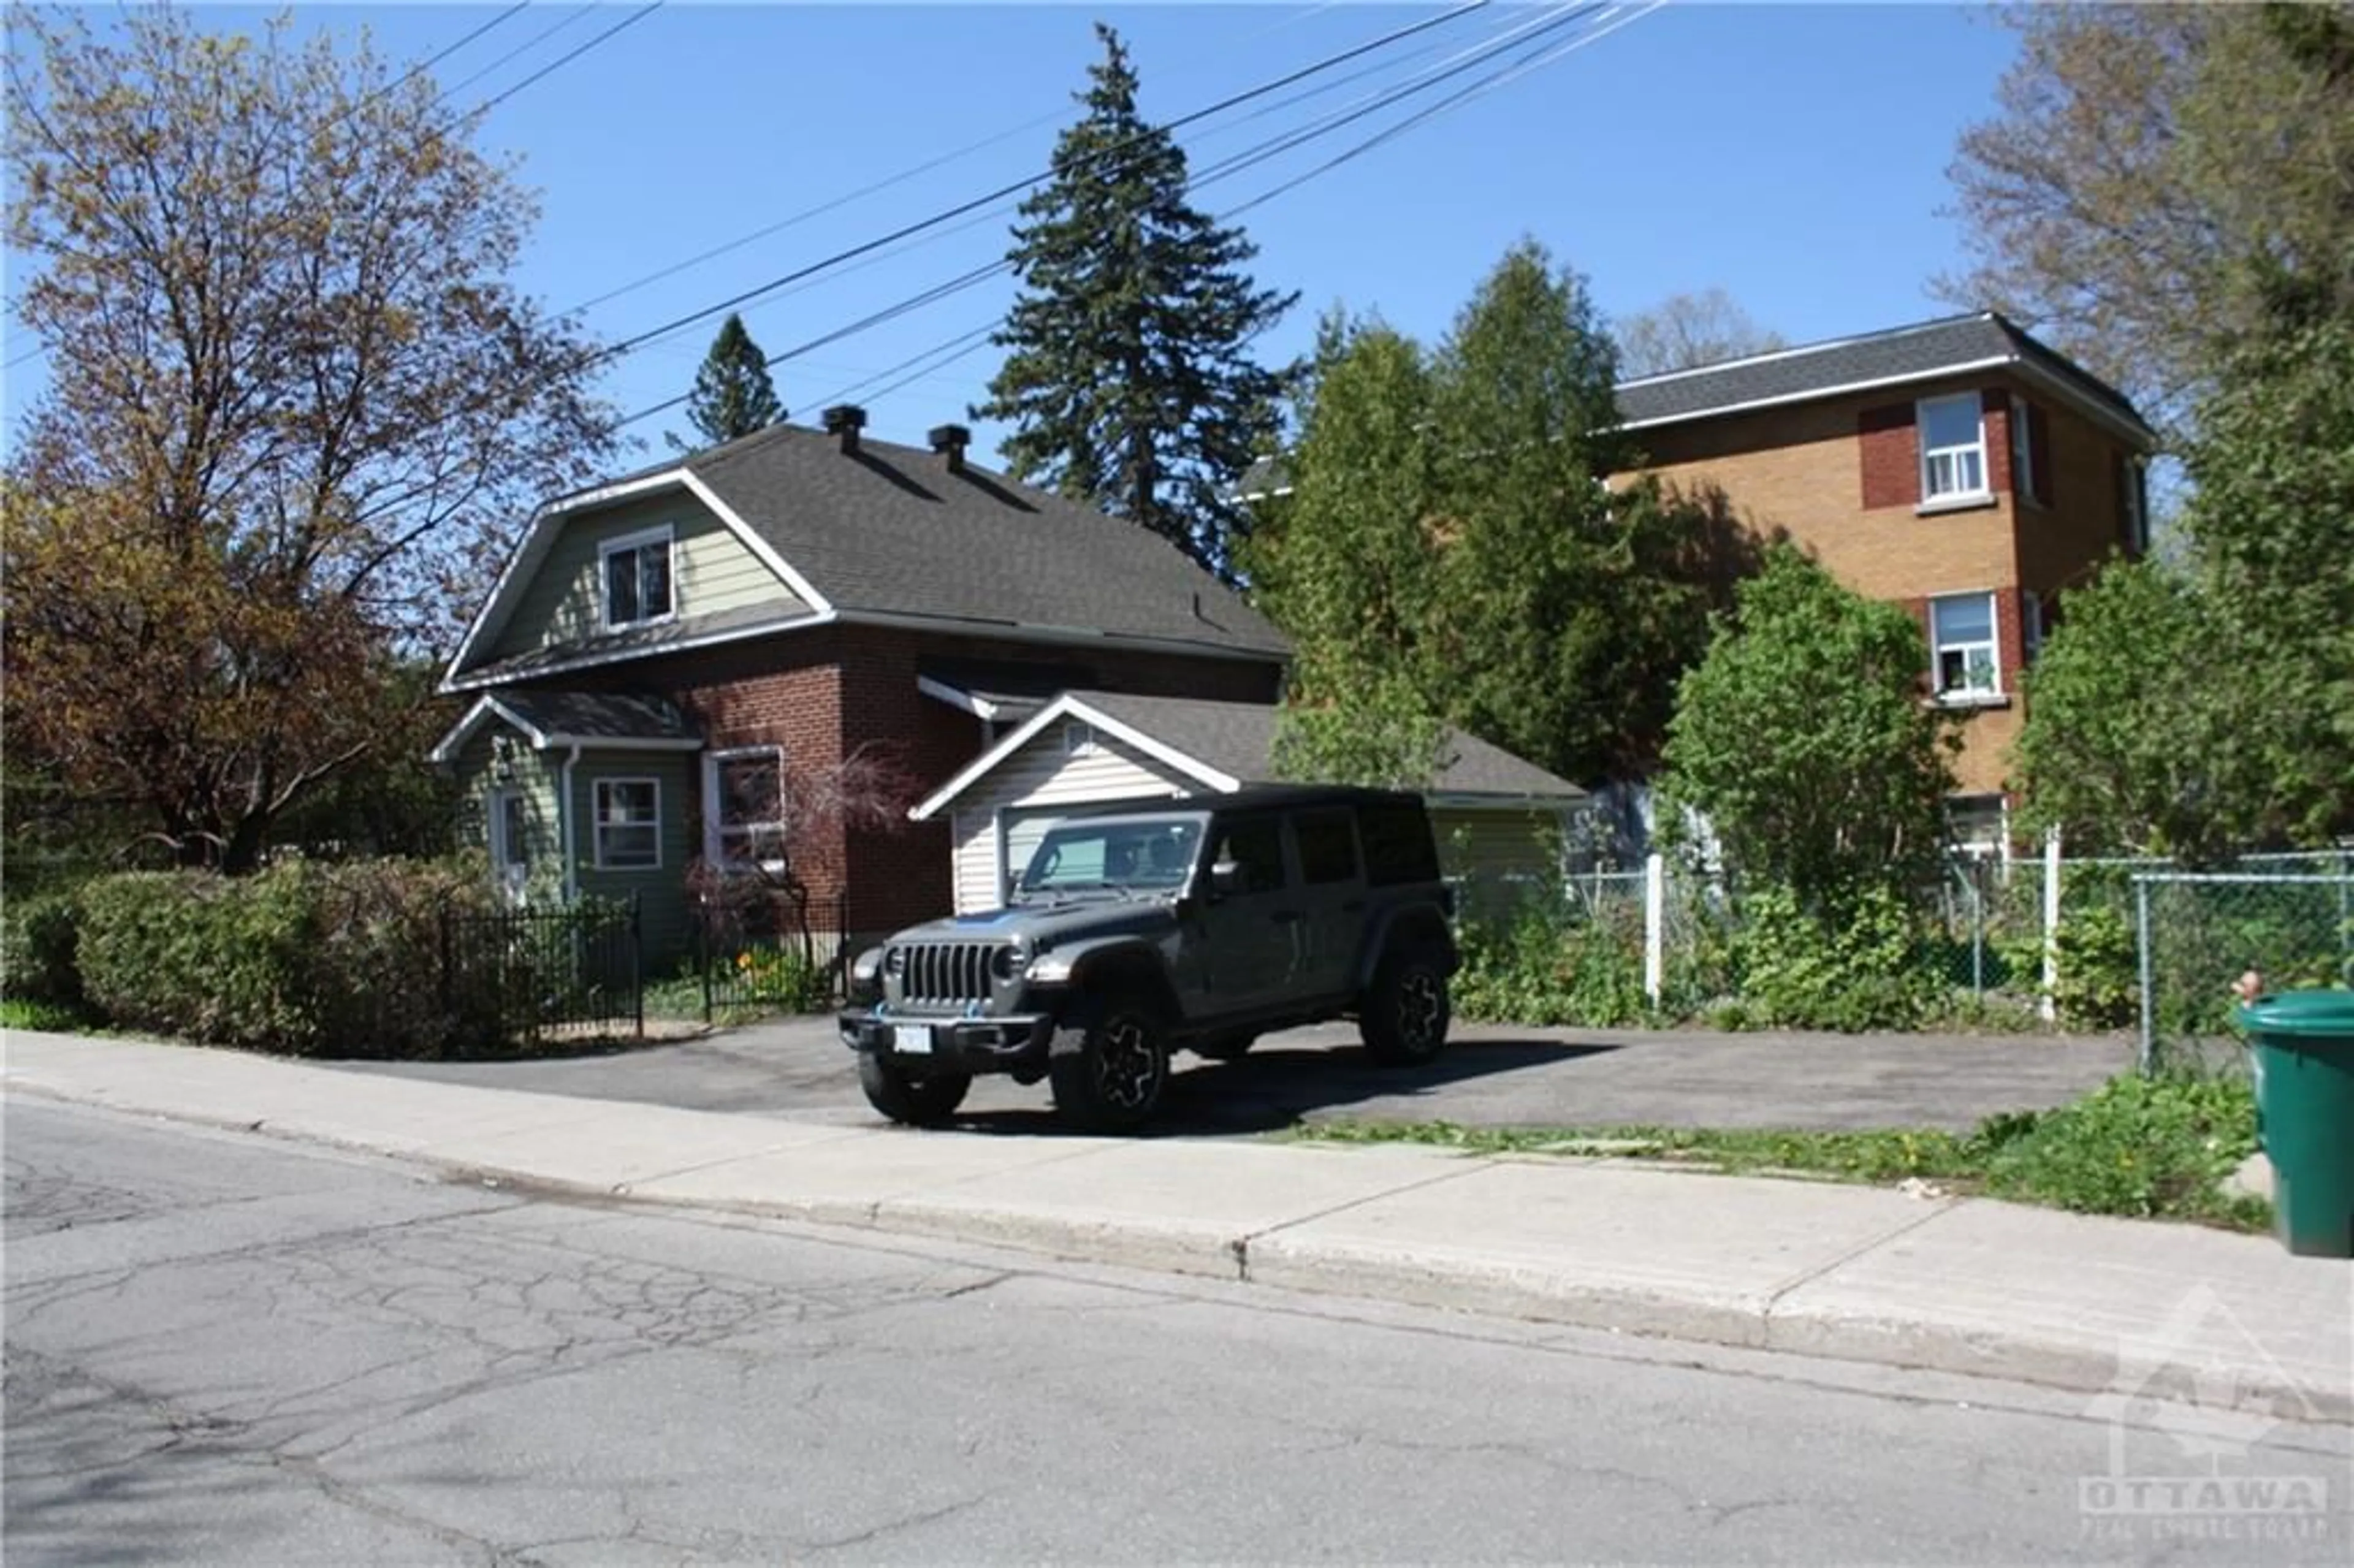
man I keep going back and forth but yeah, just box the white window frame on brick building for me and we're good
[1930,592,2002,701]
[1918,393,1988,503]
[593,778,661,869]
[600,525,676,632]
[704,746,787,871]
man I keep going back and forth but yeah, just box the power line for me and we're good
[794,3,1661,425]
[433,5,600,105]
[601,0,1495,362]
[617,1,1613,428]
[467,2,665,118]
[565,0,1376,316]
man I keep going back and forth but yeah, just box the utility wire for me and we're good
[612,1,1583,363]
[797,2,1660,423]
[567,0,1384,316]
[433,4,600,105]
[601,0,1494,361]
[468,2,664,117]
[617,1,1612,427]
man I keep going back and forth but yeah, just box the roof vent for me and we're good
[822,404,866,455]
[927,422,971,474]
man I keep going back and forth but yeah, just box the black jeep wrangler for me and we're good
[837,785,1458,1132]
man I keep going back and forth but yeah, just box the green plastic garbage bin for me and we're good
[2237,989,2354,1259]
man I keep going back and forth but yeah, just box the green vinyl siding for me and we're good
[451,725,560,891]
[570,751,696,968]
[490,490,806,662]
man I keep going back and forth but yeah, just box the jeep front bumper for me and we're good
[837,1009,1056,1073]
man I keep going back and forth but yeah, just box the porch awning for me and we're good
[429,690,702,763]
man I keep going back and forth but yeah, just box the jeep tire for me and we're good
[859,1054,972,1127]
[1049,994,1170,1133]
[1360,950,1452,1067]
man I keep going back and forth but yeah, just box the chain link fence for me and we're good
[2133,870,2354,1076]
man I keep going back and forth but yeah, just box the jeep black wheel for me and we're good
[1192,1032,1257,1062]
[1360,953,1451,1067]
[1049,996,1170,1133]
[858,1054,972,1127]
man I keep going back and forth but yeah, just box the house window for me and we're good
[1931,593,2001,699]
[2009,395,2040,504]
[707,748,785,868]
[2121,457,2148,554]
[593,778,661,869]
[1064,721,1095,756]
[1918,394,1987,501]
[2022,592,2046,665]
[489,790,530,894]
[600,528,674,631]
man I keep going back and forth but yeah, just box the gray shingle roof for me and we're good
[461,603,791,686]
[1071,691,1584,802]
[495,690,698,742]
[1614,311,2150,435]
[677,425,1289,660]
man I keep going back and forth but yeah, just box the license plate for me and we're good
[891,1024,934,1054]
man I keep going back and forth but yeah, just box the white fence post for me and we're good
[2040,828,2062,1022]
[1644,852,1666,1003]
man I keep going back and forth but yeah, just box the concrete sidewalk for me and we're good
[6,1029,2348,1425]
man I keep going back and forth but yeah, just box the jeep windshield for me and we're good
[1016,816,1205,899]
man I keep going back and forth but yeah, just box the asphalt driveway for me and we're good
[323,1017,2138,1136]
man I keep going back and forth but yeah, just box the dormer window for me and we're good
[601,527,674,631]
[1918,394,1988,501]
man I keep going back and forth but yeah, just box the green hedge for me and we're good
[74,860,506,1057]
[1,889,88,1010]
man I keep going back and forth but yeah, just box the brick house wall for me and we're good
[1631,373,2143,799]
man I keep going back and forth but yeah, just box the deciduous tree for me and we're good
[975,24,1294,582]
[3,6,614,872]
[1613,287,1787,377]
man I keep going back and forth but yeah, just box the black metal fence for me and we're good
[440,896,643,1045]
[697,888,850,1021]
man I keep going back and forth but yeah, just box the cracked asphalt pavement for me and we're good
[8,1097,2347,1565]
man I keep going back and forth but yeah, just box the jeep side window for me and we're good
[1293,808,1360,886]
[1210,815,1287,896]
[1358,802,1441,886]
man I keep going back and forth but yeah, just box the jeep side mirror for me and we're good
[1208,859,1244,897]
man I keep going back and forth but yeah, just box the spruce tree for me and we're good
[681,313,784,449]
[975,25,1294,582]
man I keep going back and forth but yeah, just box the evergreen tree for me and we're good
[680,313,784,449]
[975,25,1295,582]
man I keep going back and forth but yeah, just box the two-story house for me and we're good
[433,408,1583,965]
[1615,312,2158,843]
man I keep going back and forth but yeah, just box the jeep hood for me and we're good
[889,900,1179,949]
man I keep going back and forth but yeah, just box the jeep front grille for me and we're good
[897,942,997,1007]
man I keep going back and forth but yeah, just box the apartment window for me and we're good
[593,778,661,869]
[1931,593,2001,699]
[2121,457,2149,555]
[2009,395,2040,504]
[2022,593,2046,665]
[1918,394,1987,501]
[706,748,784,868]
[600,528,674,631]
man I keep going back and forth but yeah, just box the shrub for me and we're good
[729,944,832,1013]
[1978,1071,2259,1222]
[1455,905,1650,1027]
[2051,905,2138,1029]
[1,888,87,1010]
[1732,883,1941,1032]
[75,859,503,1057]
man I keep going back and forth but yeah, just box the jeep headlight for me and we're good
[850,946,885,988]
[991,943,1027,982]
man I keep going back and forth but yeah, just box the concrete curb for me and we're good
[7,1033,2348,1425]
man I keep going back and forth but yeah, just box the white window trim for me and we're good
[703,745,787,870]
[1930,590,2003,704]
[598,524,678,634]
[592,776,663,870]
[2009,394,2040,507]
[1918,392,1990,504]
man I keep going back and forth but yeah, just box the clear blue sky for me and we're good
[4,1,2022,470]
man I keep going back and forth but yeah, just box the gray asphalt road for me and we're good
[323,1015,2138,1136]
[11,1098,2344,1566]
